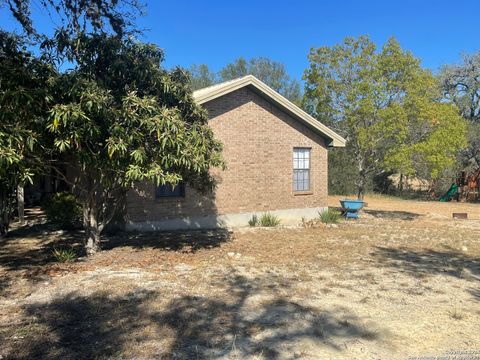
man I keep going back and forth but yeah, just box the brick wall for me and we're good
[126,87,328,223]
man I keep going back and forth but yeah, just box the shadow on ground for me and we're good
[4,270,382,359]
[0,225,232,295]
[363,209,420,221]
[0,206,85,274]
[372,246,480,284]
[0,224,85,295]
[0,225,84,269]
[330,206,420,221]
[468,288,480,302]
[103,229,232,253]
[1,228,231,271]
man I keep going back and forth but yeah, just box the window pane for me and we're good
[155,182,185,198]
[302,170,310,190]
[294,181,300,191]
[293,158,299,169]
[293,170,297,190]
[300,170,306,182]
[293,148,310,170]
[293,169,310,191]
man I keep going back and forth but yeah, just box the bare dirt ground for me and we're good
[1,196,480,359]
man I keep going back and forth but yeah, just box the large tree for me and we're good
[0,0,143,237]
[440,53,480,168]
[45,33,223,255]
[0,31,54,236]
[304,36,467,199]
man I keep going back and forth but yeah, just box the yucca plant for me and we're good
[52,247,77,262]
[319,209,341,224]
[259,212,281,227]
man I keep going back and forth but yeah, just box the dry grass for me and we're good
[1,196,480,359]
[448,307,466,321]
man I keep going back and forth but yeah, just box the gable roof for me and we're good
[193,75,346,147]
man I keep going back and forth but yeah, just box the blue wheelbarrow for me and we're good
[340,199,365,219]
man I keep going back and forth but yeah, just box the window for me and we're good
[293,148,310,192]
[155,182,185,198]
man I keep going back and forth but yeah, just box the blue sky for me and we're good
[1,0,478,80]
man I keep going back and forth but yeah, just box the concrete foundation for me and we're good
[126,206,328,232]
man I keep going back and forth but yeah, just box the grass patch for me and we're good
[448,307,465,320]
[319,209,341,224]
[259,213,281,227]
[52,247,77,263]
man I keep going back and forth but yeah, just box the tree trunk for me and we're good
[85,223,101,256]
[0,186,12,238]
[356,180,365,200]
[17,185,24,225]
[83,195,101,256]
[356,158,367,200]
[78,171,121,255]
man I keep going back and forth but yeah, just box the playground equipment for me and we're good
[439,169,480,202]
[340,199,365,219]
[456,169,480,202]
[440,183,458,202]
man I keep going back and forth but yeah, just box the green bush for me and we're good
[259,212,281,227]
[319,209,341,224]
[52,247,77,262]
[44,192,81,229]
[248,214,258,227]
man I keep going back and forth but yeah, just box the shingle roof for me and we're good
[193,75,346,147]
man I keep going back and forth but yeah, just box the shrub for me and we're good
[248,214,258,227]
[259,212,281,227]
[43,192,81,229]
[52,247,77,262]
[319,209,341,224]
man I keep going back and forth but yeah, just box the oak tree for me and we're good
[304,36,467,198]
[440,53,480,168]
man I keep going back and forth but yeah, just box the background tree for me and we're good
[188,64,217,90]
[440,53,480,168]
[219,57,249,80]
[220,57,302,104]
[0,31,54,236]
[45,34,223,255]
[304,36,467,199]
[382,92,467,192]
[188,57,302,104]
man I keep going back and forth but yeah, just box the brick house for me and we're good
[125,75,345,231]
